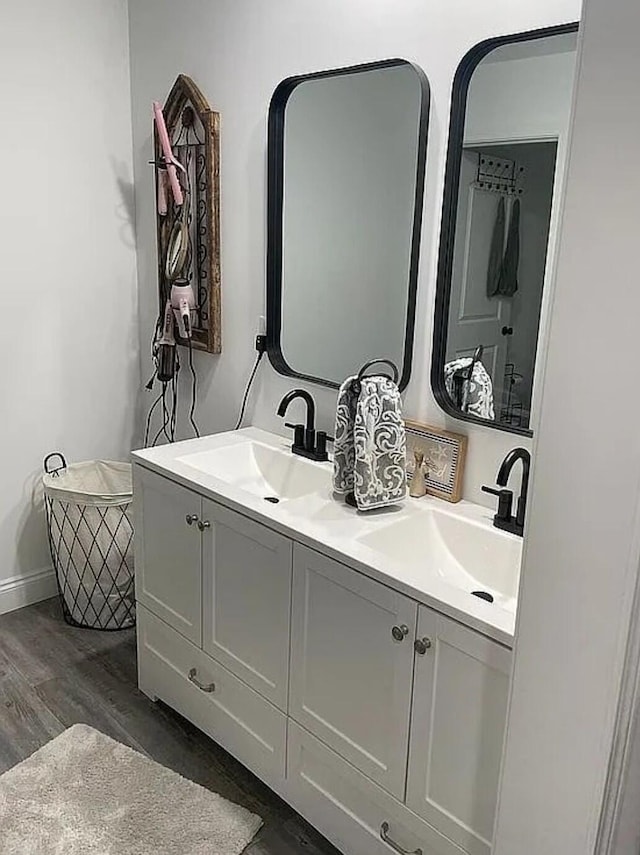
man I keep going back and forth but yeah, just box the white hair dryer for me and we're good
[171,281,196,339]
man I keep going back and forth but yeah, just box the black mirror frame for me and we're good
[431,22,579,437]
[266,58,431,392]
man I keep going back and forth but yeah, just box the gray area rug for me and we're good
[0,724,262,854]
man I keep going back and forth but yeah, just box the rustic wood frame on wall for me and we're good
[155,74,221,353]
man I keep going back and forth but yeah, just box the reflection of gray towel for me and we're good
[487,196,506,297]
[333,376,406,511]
[498,198,520,296]
[444,357,495,420]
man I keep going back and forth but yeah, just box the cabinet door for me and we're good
[133,467,202,645]
[290,544,417,799]
[406,606,512,855]
[202,500,293,710]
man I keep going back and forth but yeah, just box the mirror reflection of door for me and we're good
[448,142,557,428]
[435,28,578,434]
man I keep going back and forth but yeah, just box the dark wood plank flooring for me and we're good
[0,598,342,855]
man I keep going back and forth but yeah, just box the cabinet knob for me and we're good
[414,637,432,655]
[185,514,198,526]
[188,668,215,693]
[197,520,211,531]
[380,822,422,855]
[391,624,409,642]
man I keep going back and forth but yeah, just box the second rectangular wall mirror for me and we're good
[266,59,430,390]
[432,24,578,435]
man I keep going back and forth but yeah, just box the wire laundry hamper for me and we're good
[43,453,136,630]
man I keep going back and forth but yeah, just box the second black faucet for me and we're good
[482,447,531,537]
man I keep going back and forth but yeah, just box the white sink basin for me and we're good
[358,507,521,606]
[177,440,331,501]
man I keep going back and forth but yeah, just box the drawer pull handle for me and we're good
[185,514,198,526]
[188,668,215,693]
[380,822,422,855]
[197,520,211,531]
[391,624,409,642]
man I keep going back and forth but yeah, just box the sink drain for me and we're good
[471,590,494,603]
[264,496,280,504]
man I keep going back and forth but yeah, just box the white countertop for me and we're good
[132,428,519,648]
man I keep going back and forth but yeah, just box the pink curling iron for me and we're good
[153,101,185,215]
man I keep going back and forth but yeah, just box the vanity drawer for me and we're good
[287,721,466,855]
[137,605,286,788]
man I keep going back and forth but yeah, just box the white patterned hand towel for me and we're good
[333,376,407,511]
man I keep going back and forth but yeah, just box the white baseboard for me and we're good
[0,567,58,616]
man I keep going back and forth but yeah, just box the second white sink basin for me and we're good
[358,506,521,606]
[177,440,331,501]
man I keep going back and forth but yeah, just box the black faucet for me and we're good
[482,447,531,537]
[276,389,331,462]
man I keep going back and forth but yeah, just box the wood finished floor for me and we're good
[0,597,342,855]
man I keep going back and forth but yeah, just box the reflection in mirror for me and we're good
[432,27,578,434]
[267,60,430,390]
[165,217,189,281]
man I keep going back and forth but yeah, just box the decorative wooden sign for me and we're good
[405,420,468,502]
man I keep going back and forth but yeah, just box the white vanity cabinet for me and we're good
[133,462,512,855]
[134,467,292,786]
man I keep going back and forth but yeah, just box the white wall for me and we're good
[128,0,581,507]
[493,0,640,849]
[0,0,139,612]
[465,47,577,145]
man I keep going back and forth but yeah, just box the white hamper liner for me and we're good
[43,454,135,630]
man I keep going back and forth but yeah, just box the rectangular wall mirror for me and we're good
[266,59,430,390]
[432,25,578,435]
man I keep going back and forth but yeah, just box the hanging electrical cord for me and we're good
[151,383,172,447]
[234,337,266,430]
[161,385,171,443]
[187,337,200,438]
[144,390,164,447]
[170,370,178,442]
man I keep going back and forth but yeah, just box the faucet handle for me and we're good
[481,485,514,522]
[284,422,305,451]
[314,431,333,461]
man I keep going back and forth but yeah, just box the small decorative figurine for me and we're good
[409,449,428,498]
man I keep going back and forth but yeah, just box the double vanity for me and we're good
[132,427,521,855]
